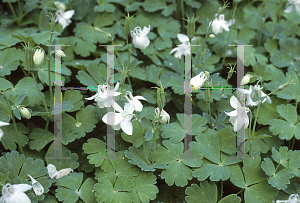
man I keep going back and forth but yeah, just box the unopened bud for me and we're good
[33,49,44,66]
[124,13,135,36]
[55,50,66,57]
[152,80,166,109]
[183,14,198,41]
[154,108,170,124]
[93,27,103,33]
[19,107,31,119]
[209,34,215,38]
[240,74,251,86]
[276,76,295,92]
[54,1,66,11]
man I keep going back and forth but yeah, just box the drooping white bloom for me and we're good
[238,85,271,106]
[225,96,250,132]
[19,107,31,119]
[33,49,44,66]
[0,183,32,203]
[47,164,73,179]
[55,50,66,57]
[55,9,75,29]
[85,82,122,112]
[154,108,170,124]
[124,91,147,112]
[169,33,195,59]
[190,71,208,90]
[209,13,234,35]
[0,121,9,141]
[102,103,135,135]
[275,194,300,202]
[130,25,150,49]
[27,174,44,195]
[284,0,300,16]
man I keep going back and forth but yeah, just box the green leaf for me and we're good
[55,173,96,203]
[28,128,54,151]
[161,113,206,143]
[289,150,300,177]
[5,77,44,107]
[269,104,300,140]
[271,147,292,167]
[218,194,242,203]
[62,90,84,112]
[264,38,278,56]
[270,50,293,68]
[0,77,13,91]
[143,0,166,12]
[74,38,96,57]
[185,181,217,203]
[94,4,116,13]
[83,138,107,167]
[155,140,202,187]
[1,123,29,150]
[0,48,23,76]
[94,12,114,27]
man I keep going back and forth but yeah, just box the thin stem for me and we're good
[7,0,18,20]
[152,108,163,163]
[46,32,54,131]
[272,0,283,38]
[180,0,185,33]
[236,188,245,195]
[249,141,253,157]
[222,2,237,65]
[19,63,28,77]
[248,109,252,139]
[252,103,261,138]
[214,78,229,126]
[17,0,22,16]
[31,72,48,114]
[220,180,223,199]
[291,136,295,150]
[138,122,150,164]
[38,10,43,32]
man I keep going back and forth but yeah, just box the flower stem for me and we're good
[30,72,48,116]
[7,0,18,20]
[38,10,43,32]
[17,0,22,17]
[214,78,229,126]
[152,108,163,163]
[252,103,261,138]
[236,188,245,195]
[180,0,185,33]
[220,180,223,198]
[46,32,54,131]
[222,2,237,65]
[248,109,252,139]
[138,122,150,164]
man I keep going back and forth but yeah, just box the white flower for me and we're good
[284,0,300,16]
[54,1,66,11]
[240,74,251,86]
[238,85,271,106]
[85,82,122,112]
[0,121,9,141]
[225,96,250,132]
[33,49,44,66]
[102,103,135,135]
[209,14,234,35]
[130,25,150,49]
[27,174,44,195]
[169,33,195,59]
[124,91,147,112]
[55,9,75,29]
[154,108,170,124]
[276,194,300,202]
[47,164,73,179]
[0,183,32,203]
[55,50,66,57]
[19,107,31,119]
[190,71,208,90]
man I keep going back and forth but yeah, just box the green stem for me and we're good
[291,136,295,150]
[220,180,223,198]
[180,0,185,33]
[152,108,163,163]
[222,2,237,65]
[7,0,18,20]
[138,122,150,164]
[248,109,253,139]
[17,0,22,16]
[38,10,43,32]
[31,72,48,115]
[214,79,229,126]
[252,103,261,138]
[46,32,54,131]
[236,188,245,195]
[257,0,266,46]
[275,163,281,173]
[272,0,283,39]
[249,141,253,157]
[19,63,28,77]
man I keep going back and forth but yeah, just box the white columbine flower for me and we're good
[225,95,250,132]
[238,85,271,106]
[0,121,9,141]
[47,164,73,179]
[124,91,147,112]
[209,13,234,35]
[33,49,44,66]
[0,183,32,203]
[102,103,135,135]
[240,74,252,86]
[85,82,122,112]
[55,9,75,29]
[284,0,300,16]
[275,194,300,202]
[190,71,208,90]
[170,33,196,59]
[54,50,66,57]
[154,108,170,124]
[130,25,150,49]
[27,174,44,195]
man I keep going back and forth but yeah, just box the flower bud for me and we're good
[23,43,34,71]
[240,74,251,86]
[19,107,31,119]
[33,49,44,66]
[124,13,135,37]
[55,50,66,57]
[152,81,166,109]
[154,108,170,124]
[54,1,66,11]
[209,34,215,38]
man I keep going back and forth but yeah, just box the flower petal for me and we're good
[11,184,32,192]
[63,10,75,19]
[177,33,189,44]
[47,164,58,179]
[120,119,133,135]
[230,96,238,109]
[102,112,123,125]
[284,5,294,13]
